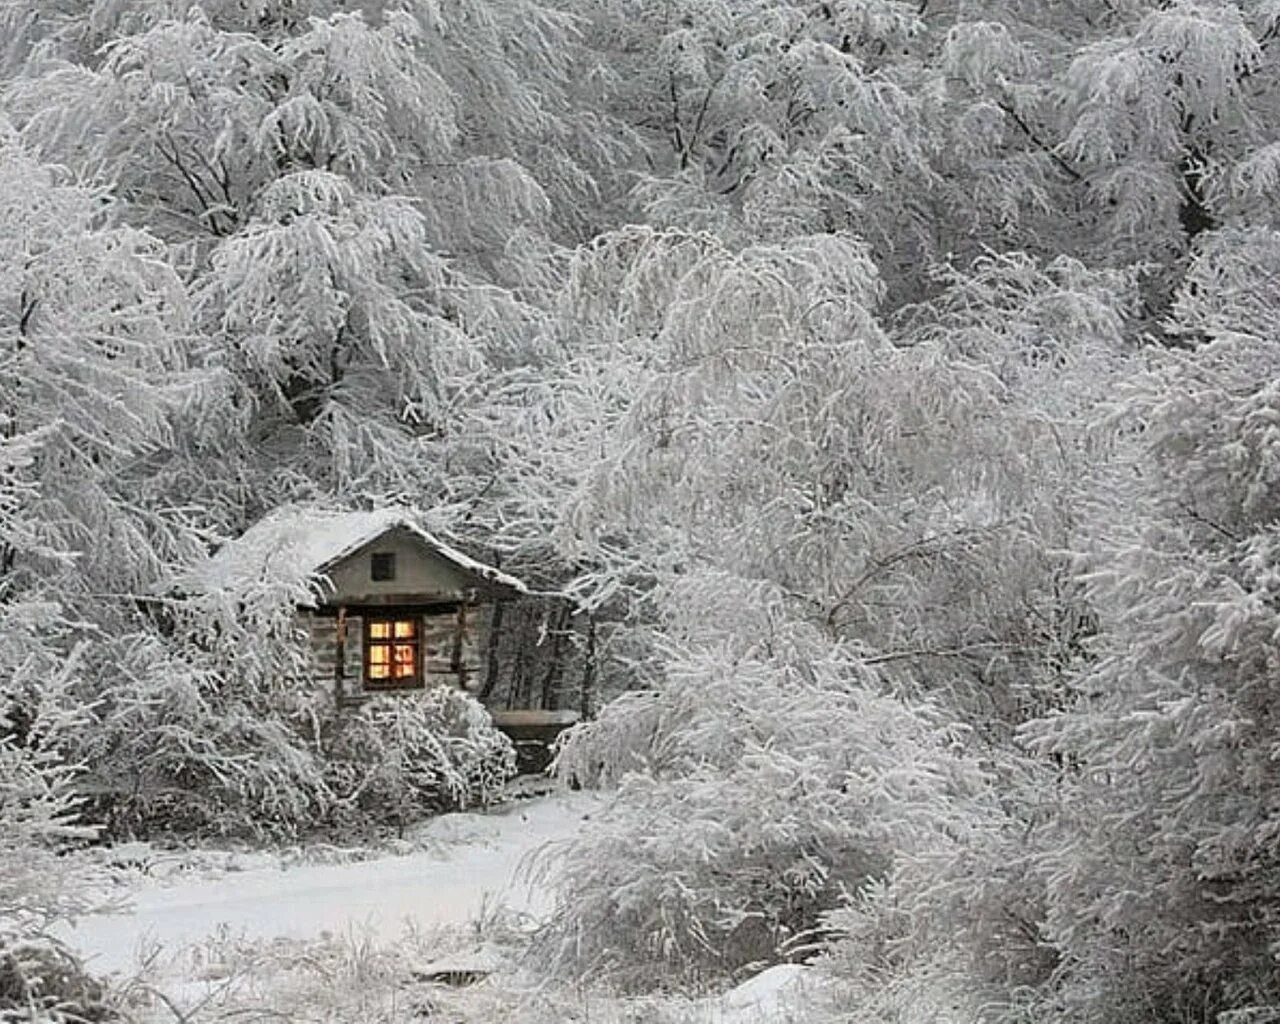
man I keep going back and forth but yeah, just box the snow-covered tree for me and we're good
[1,0,611,524]
[0,137,121,1015]
[4,3,1279,1016]
[1011,226,1280,1023]
[576,1,1280,316]
[572,0,954,302]
[928,0,1280,311]
[0,605,98,926]
[0,123,217,592]
[494,225,1132,728]
[510,217,1135,987]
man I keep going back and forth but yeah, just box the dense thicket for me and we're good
[2,1,1278,1022]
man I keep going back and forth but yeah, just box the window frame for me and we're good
[362,611,424,691]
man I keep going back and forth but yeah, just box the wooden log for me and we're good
[334,605,347,703]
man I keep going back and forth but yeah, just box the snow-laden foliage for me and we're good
[583,0,1280,311]
[539,601,992,989]
[500,227,1130,728]
[823,226,1280,1024]
[80,605,328,838]
[0,289,108,1021]
[0,126,217,596]
[3,0,1280,1016]
[2,0,586,518]
[817,749,1065,1021]
[323,689,515,830]
[81,566,515,837]
[507,220,1132,992]
[0,5,568,841]
[1007,227,1280,1024]
[0,938,111,1024]
[0,604,99,935]
[579,0,950,301]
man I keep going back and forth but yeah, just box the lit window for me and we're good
[364,617,420,688]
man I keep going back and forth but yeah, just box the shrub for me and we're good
[74,635,330,839]
[0,938,111,1024]
[322,689,516,831]
[0,604,110,1023]
[535,642,988,990]
[75,572,516,838]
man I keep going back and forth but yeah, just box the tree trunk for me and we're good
[538,603,570,710]
[478,600,505,703]
[579,614,597,719]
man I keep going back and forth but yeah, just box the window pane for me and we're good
[369,621,390,640]
[393,645,416,677]
[393,620,416,638]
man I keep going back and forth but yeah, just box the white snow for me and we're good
[58,793,596,977]
[711,964,814,1022]
[55,793,832,1024]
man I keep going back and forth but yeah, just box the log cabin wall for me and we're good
[303,605,487,703]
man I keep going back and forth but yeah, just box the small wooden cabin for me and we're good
[206,506,527,705]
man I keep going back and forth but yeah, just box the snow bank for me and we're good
[705,964,817,1023]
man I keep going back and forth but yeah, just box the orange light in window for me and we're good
[365,618,420,687]
[393,645,415,677]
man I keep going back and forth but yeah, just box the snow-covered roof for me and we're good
[188,505,526,602]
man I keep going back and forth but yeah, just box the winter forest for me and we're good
[3,0,1280,1022]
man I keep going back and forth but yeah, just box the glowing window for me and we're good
[364,616,420,688]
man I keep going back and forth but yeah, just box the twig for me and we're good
[996,98,1084,183]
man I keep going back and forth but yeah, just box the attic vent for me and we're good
[370,552,396,581]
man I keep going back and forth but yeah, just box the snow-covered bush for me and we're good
[0,940,111,1024]
[82,569,514,837]
[323,690,516,831]
[816,750,1062,1024]
[0,606,95,889]
[842,227,1280,1024]
[80,679,327,840]
[76,581,330,838]
[0,604,107,1024]
[538,627,989,990]
[82,679,516,839]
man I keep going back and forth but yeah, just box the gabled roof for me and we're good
[186,505,527,602]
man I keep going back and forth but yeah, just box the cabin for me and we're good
[192,505,582,768]
[198,505,525,704]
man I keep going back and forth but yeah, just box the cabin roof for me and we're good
[190,505,527,602]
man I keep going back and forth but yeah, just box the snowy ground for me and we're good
[60,791,597,977]
[55,788,832,1024]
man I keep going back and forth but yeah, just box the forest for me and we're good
[2,0,1279,1022]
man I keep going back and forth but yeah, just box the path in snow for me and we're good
[60,792,596,977]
